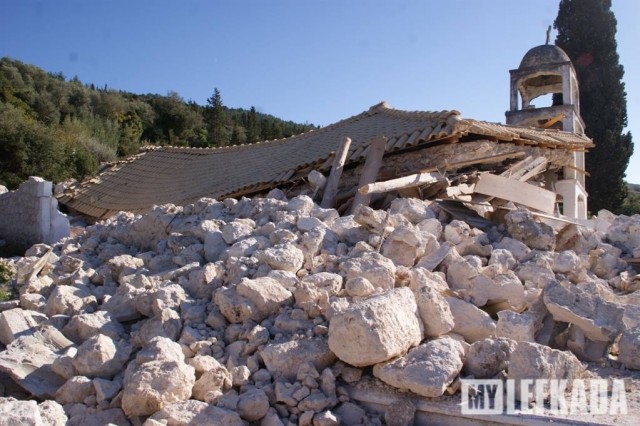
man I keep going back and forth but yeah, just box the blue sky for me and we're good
[2,0,639,182]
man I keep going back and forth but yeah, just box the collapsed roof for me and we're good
[57,102,592,220]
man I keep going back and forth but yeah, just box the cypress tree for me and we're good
[206,88,228,147]
[554,0,634,213]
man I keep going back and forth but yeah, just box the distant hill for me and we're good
[619,182,640,215]
[0,57,317,189]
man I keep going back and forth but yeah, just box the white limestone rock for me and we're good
[444,220,473,245]
[389,198,434,224]
[373,337,465,397]
[144,400,243,426]
[55,375,95,405]
[67,408,130,426]
[261,338,336,380]
[0,326,71,398]
[505,209,555,251]
[464,337,516,378]
[62,311,124,344]
[72,333,132,378]
[254,243,304,273]
[121,357,195,417]
[131,308,182,348]
[543,280,624,342]
[328,287,423,367]
[329,216,370,245]
[191,361,232,401]
[236,276,293,321]
[204,231,228,262]
[381,225,426,267]
[0,398,44,425]
[222,219,255,244]
[38,400,67,426]
[214,286,256,324]
[0,308,47,346]
[45,285,97,317]
[494,237,531,262]
[413,284,454,337]
[340,251,396,291]
[301,272,343,296]
[496,310,541,342]
[605,213,640,256]
[335,402,367,425]
[469,273,525,308]
[618,328,640,370]
[446,296,496,343]
[345,276,376,298]
[237,388,270,421]
[507,341,586,402]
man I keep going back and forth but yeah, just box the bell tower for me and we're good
[505,41,588,219]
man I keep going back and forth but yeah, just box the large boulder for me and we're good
[145,400,243,426]
[62,311,125,344]
[543,280,624,342]
[0,327,72,398]
[72,334,132,378]
[328,288,423,367]
[446,297,496,343]
[236,277,293,321]
[0,308,47,345]
[505,209,555,251]
[340,251,396,291]
[373,337,465,397]
[464,338,516,378]
[260,338,336,381]
[121,359,195,417]
[507,341,586,402]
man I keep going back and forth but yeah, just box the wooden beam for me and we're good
[350,136,387,213]
[358,171,443,195]
[542,113,565,129]
[473,173,557,214]
[321,137,352,209]
[418,151,526,174]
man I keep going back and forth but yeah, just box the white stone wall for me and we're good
[0,177,70,253]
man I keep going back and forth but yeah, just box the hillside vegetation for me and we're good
[0,57,316,189]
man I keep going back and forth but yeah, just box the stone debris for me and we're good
[0,191,639,423]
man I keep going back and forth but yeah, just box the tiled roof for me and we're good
[57,102,592,219]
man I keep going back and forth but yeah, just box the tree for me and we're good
[205,88,228,146]
[246,106,260,144]
[554,0,634,213]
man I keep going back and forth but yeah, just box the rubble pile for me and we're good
[0,191,639,425]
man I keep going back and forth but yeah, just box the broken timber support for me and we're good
[473,173,557,214]
[359,171,443,195]
[350,136,387,214]
[321,137,352,209]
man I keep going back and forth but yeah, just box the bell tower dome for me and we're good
[505,41,588,219]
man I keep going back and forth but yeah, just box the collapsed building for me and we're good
[1,44,640,425]
[57,44,591,222]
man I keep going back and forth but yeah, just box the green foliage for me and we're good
[554,0,634,213]
[616,183,640,216]
[0,57,316,188]
[0,259,16,301]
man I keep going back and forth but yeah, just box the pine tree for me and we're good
[205,88,228,147]
[554,0,634,213]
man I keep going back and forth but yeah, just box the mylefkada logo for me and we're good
[461,379,628,416]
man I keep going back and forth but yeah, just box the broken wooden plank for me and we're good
[418,151,526,174]
[350,136,387,213]
[473,173,557,214]
[321,137,352,209]
[358,171,443,195]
